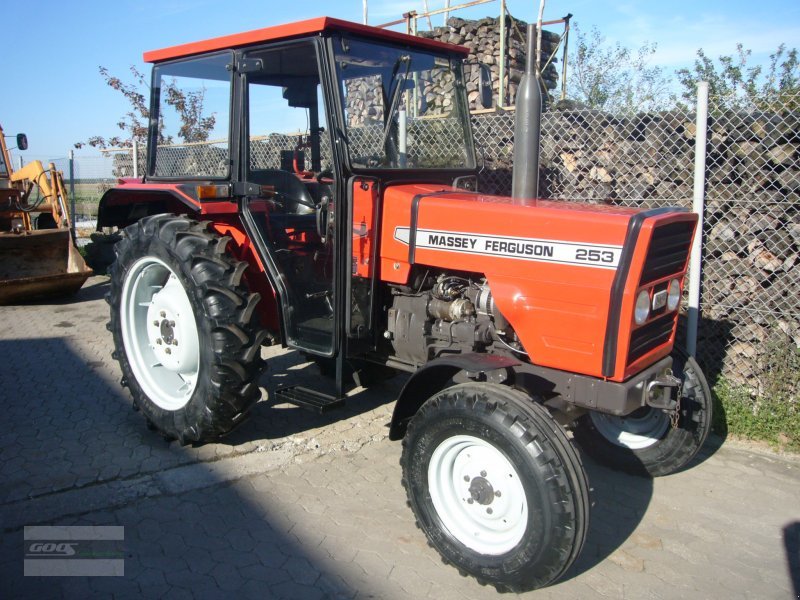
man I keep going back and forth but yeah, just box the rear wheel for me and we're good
[401,383,589,592]
[573,349,712,477]
[108,214,267,443]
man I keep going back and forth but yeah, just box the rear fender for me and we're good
[96,189,281,337]
[96,188,200,230]
[388,353,521,440]
[210,219,281,336]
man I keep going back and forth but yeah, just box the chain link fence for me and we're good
[699,98,799,401]
[65,151,136,237]
[473,98,798,402]
[56,93,798,400]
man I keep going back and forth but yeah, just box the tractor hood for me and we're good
[380,183,639,284]
[379,183,696,380]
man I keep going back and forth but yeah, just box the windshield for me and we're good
[335,37,474,170]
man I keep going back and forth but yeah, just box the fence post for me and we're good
[132,140,139,179]
[17,156,23,170]
[498,0,507,107]
[69,149,76,242]
[560,14,571,101]
[687,81,709,357]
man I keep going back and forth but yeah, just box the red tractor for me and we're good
[100,17,712,591]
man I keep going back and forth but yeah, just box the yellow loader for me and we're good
[0,124,92,304]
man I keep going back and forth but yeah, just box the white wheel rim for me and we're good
[120,256,200,411]
[427,435,528,555]
[590,409,670,450]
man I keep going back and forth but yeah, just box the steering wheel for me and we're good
[316,169,334,184]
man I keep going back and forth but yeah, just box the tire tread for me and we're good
[400,383,589,592]
[108,214,266,443]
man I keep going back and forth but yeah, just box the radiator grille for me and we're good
[640,221,694,284]
[628,313,676,364]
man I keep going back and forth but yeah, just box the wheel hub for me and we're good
[143,278,198,374]
[427,435,527,555]
[159,319,175,345]
[120,257,201,411]
[468,476,495,505]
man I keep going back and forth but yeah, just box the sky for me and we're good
[1,0,798,162]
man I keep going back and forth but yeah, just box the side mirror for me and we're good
[478,64,493,109]
[16,133,28,151]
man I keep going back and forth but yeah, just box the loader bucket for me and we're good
[0,229,93,304]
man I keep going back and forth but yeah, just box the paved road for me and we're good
[1,277,798,599]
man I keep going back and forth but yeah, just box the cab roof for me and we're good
[143,16,470,63]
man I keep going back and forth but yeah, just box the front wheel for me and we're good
[573,349,713,477]
[401,383,589,592]
[108,215,267,443]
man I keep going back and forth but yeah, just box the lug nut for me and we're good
[153,320,159,326]
[480,470,487,477]
[160,311,166,318]
[464,475,470,482]
[486,508,493,514]
[467,498,474,505]
[156,339,162,345]
[173,340,179,346]
[495,490,502,497]
[165,348,172,355]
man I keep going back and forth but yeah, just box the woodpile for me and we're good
[343,16,560,127]
[418,16,560,109]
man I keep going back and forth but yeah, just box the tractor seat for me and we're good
[250,169,316,215]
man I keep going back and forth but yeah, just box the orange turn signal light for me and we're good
[196,185,229,199]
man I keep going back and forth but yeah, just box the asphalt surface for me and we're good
[1,276,798,599]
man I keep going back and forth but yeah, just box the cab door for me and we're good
[238,40,341,356]
[346,175,381,350]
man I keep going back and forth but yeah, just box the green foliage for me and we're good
[714,380,799,453]
[712,329,798,453]
[76,66,215,149]
[676,44,800,110]
[566,24,670,113]
[758,332,800,403]
[163,85,216,144]
[564,26,799,114]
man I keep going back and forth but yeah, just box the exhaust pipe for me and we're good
[511,23,542,200]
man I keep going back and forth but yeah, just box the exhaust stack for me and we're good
[511,23,542,200]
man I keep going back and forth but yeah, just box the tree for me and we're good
[676,44,799,111]
[75,66,215,149]
[163,85,216,143]
[565,24,670,113]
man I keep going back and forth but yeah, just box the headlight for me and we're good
[634,290,651,325]
[667,279,681,311]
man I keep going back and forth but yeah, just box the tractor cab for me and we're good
[142,18,476,360]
